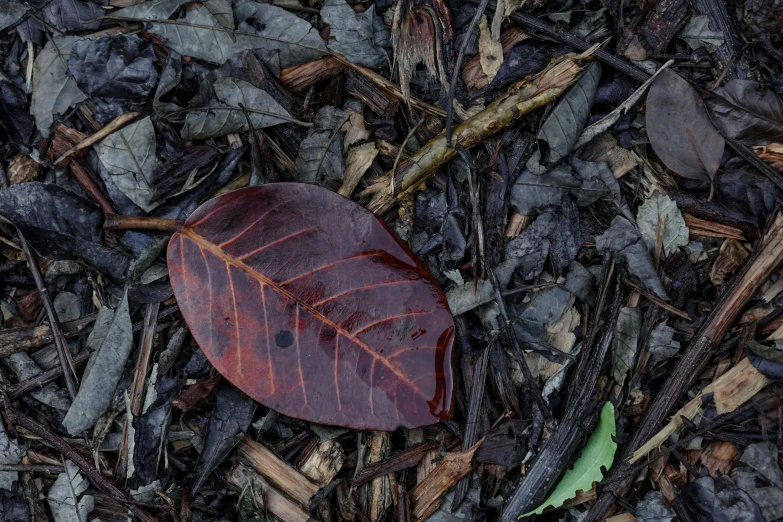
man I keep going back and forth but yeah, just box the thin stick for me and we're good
[70,161,117,216]
[0,164,78,399]
[445,0,489,147]
[104,214,184,232]
[391,120,424,195]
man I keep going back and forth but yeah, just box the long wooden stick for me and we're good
[585,210,783,522]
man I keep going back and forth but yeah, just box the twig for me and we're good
[70,160,118,216]
[585,210,783,522]
[0,394,159,522]
[445,0,489,147]
[116,302,160,480]
[0,164,78,399]
[0,463,65,474]
[104,214,184,232]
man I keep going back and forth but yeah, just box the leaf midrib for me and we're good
[181,228,429,401]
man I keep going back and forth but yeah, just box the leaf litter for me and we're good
[0,0,782,521]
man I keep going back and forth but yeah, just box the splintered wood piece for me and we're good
[238,436,319,505]
[408,441,482,522]
[345,70,401,116]
[299,439,345,487]
[228,462,314,522]
[368,431,393,521]
[630,357,769,463]
[279,57,345,92]
[684,213,746,240]
[754,143,783,172]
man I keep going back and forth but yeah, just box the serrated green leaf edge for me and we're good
[522,402,617,518]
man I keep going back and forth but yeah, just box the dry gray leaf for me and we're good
[636,191,689,257]
[595,216,668,300]
[321,0,390,68]
[30,36,87,133]
[446,258,521,316]
[0,1,26,32]
[708,80,783,146]
[646,69,724,184]
[112,0,187,19]
[149,6,237,64]
[612,306,640,384]
[182,77,292,140]
[203,0,234,31]
[0,420,24,490]
[96,116,161,212]
[154,50,182,117]
[737,442,783,521]
[53,290,81,322]
[680,15,724,50]
[47,461,94,522]
[636,491,676,522]
[63,292,132,435]
[4,352,71,411]
[648,322,680,360]
[511,156,620,215]
[295,106,348,189]
[234,0,328,73]
[526,61,602,174]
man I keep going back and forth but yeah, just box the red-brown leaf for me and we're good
[167,184,455,430]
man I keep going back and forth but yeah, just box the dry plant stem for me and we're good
[350,443,439,487]
[367,53,591,214]
[117,303,159,480]
[445,0,489,146]
[475,0,651,83]
[70,160,118,216]
[0,314,96,358]
[104,214,184,232]
[0,463,65,474]
[585,210,783,522]
[0,394,159,522]
[238,436,319,504]
[0,164,78,399]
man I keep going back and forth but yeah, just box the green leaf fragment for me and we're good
[522,402,617,517]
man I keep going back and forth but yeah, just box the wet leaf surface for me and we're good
[168,183,455,430]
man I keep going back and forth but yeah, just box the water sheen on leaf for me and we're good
[167,184,455,430]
